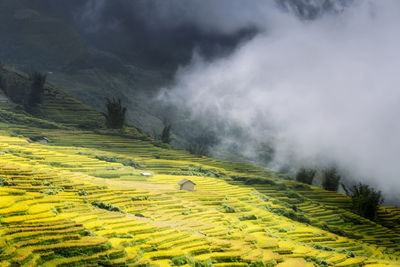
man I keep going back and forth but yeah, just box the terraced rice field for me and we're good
[0,134,399,266]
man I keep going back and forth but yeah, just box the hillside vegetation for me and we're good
[0,0,169,134]
[0,64,105,129]
[0,67,399,266]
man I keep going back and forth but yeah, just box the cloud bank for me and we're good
[163,0,400,199]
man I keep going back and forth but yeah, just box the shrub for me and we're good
[171,256,188,266]
[287,191,301,199]
[171,165,221,178]
[249,261,265,267]
[132,196,148,201]
[182,209,191,215]
[0,177,10,186]
[91,201,123,213]
[52,242,111,257]
[123,159,139,168]
[94,155,117,162]
[294,183,310,190]
[77,189,88,196]
[153,141,170,149]
[312,244,333,251]
[102,97,126,129]
[49,162,65,167]
[239,214,257,221]
[42,189,61,195]
[77,120,103,130]
[311,258,328,267]
[343,183,384,221]
[276,183,287,190]
[322,167,341,191]
[94,155,139,168]
[161,124,172,144]
[231,176,276,186]
[221,204,236,213]
[296,167,316,185]
[270,207,311,224]
[42,180,52,186]
[256,193,270,202]
[297,214,311,224]
[341,214,362,224]
[189,165,220,177]
[194,260,212,267]
[320,224,346,237]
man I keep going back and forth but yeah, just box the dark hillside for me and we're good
[0,0,86,69]
[0,64,104,128]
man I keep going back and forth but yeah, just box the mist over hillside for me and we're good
[0,0,259,134]
[160,0,400,204]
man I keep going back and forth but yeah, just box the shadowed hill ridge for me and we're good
[0,64,105,129]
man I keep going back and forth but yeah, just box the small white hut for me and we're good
[178,179,196,191]
[39,137,51,145]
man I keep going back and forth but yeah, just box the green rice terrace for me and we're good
[0,129,399,267]
[0,67,399,266]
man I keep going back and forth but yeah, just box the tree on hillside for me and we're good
[322,167,341,191]
[342,183,384,221]
[161,124,172,144]
[27,72,47,107]
[0,74,5,93]
[187,132,218,156]
[103,97,126,129]
[0,72,27,105]
[296,167,316,185]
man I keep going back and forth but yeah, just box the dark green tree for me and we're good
[322,167,341,191]
[296,167,316,185]
[343,183,384,221]
[103,98,126,129]
[0,74,5,93]
[0,72,25,104]
[27,72,46,110]
[161,124,172,144]
[187,131,218,156]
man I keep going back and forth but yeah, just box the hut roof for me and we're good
[178,179,196,185]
